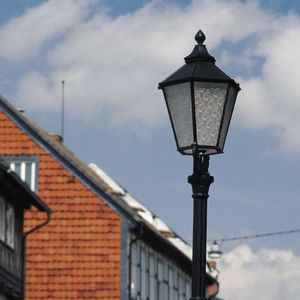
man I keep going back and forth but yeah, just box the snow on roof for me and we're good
[122,192,147,211]
[89,163,125,195]
[168,237,192,259]
[89,162,192,260]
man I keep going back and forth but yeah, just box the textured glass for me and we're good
[194,82,227,146]
[218,85,238,150]
[164,82,193,150]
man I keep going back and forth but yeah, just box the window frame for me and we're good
[1,156,39,192]
[0,195,16,249]
[130,239,191,300]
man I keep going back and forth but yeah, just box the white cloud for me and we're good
[1,0,300,151]
[219,245,300,300]
[17,71,60,109]
[236,18,300,152]
[0,0,94,60]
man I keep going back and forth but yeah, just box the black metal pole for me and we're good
[188,151,214,300]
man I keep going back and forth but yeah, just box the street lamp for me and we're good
[158,29,240,300]
[208,240,222,260]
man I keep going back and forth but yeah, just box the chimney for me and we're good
[50,133,63,143]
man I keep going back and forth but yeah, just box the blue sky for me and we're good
[1,1,300,298]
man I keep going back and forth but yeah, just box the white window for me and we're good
[0,196,15,249]
[185,279,191,299]
[10,161,37,191]
[149,253,156,300]
[162,263,168,300]
[131,243,138,299]
[130,239,191,300]
[168,267,174,300]
[179,273,185,300]
[157,259,163,300]
[173,268,179,300]
[140,247,147,300]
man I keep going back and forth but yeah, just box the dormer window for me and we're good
[10,161,37,191]
[1,156,38,192]
[0,196,15,249]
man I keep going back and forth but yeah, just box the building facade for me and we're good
[0,162,50,300]
[0,95,219,299]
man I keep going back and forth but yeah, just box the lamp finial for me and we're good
[195,30,206,45]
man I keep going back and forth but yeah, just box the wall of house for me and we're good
[0,111,122,300]
[0,196,23,279]
[129,237,192,300]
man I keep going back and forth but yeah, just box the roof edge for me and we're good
[0,161,51,213]
[0,94,139,223]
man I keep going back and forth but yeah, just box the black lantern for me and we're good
[159,29,240,300]
[159,30,240,155]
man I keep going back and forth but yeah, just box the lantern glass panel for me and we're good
[194,82,227,147]
[164,82,193,151]
[218,85,238,150]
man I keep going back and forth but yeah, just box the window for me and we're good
[185,279,191,299]
[10,161,37,191]
[149,252,156,300]
[168,267,174,300]
[179,273,185,300]
[131,243,139,299]
[130,239,191,300]
[157,259,163,300]
[1,156,38,191]
[173,268,179,300]
[0,196,15,248]
[140,247,147,300]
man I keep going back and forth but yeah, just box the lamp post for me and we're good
[158,29,240,300]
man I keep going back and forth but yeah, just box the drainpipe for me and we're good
[128,224,144,300]
[22,209,52,300]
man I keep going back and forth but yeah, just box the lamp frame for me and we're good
[159,30,240,156]
[159,29,240,300]
[162,78,237,156]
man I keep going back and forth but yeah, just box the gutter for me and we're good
[24,210,52,237]
[22,209,52,300]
